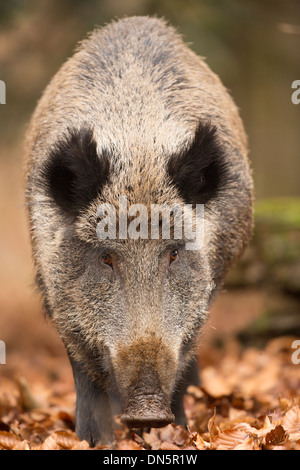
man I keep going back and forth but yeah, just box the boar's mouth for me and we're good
[120,392,175,429]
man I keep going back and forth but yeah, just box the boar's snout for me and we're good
[113,336,177,429]
[121,392,175,429]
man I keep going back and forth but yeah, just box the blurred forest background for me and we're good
[0,0,299,380]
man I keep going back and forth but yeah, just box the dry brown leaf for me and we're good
[16,376,42,411]
[189,432,211,450]
[234,439,261,450]
[143,428,161,450]
[207,417,276,450]
[207,415,220,440]
[55,430,89,449]
[265,425,287,446]
[38,430,89,450]
[12,439,30,450]
[115,439,143,450]
[211,424,255,450]
[57,410,75,428]
[201,367,232,397]
[160,441,182,450]
[281,406,300,434]
[0,430,22,450]
[159,424,190,446]
[187,386,206,399]
[252,415,275,438]
[39,433,61,450]
[70,440,90,450]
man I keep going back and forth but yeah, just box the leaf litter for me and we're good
[0,336,299,450]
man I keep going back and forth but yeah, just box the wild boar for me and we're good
[24,16,253,445]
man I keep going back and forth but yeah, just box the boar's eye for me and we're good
[102,254,113,269]
[169,249,178,265]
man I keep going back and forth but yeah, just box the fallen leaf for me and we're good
[210,423,256,450]
[207,415,220,441]
[159,424,190,446]
[201,367,232,397]
[0,430,22,450]
[39,430,90,450]
[115,439,143,450]
[160,441,182,450]
[143,428,161,450]
[281,406,300,434]
[16,376,42,411]
[265,425,287,446]
[189,432,211,450]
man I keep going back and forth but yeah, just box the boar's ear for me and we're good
[167,121,229,205]
[42,128,110,217]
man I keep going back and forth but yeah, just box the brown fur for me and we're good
[24,16,253,445]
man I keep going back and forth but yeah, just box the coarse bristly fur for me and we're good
[24,16,254,446]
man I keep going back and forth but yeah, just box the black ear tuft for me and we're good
[167,121,229,205]
[42,128,110,217]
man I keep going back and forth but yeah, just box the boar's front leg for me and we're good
[171,357,200,426]
[70,360,113,446]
